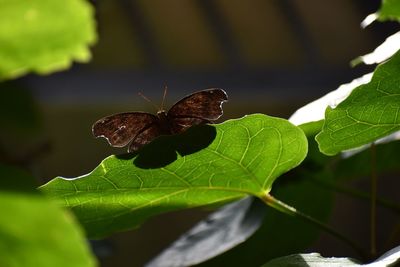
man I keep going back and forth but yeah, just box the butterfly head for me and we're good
[156,110,167,118]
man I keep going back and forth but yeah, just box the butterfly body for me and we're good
[156,110,171,135]
[92,88,227,152]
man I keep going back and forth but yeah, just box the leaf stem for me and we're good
[260,193,368,260]
[370,143,377,257]
[310,177,400,214]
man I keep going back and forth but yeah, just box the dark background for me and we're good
[2,0,399,266]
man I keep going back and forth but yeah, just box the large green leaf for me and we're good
[0,0,96,80]
[378,0,400,21]
[41,114,308,238]
[316,51,400,155]
[0,164,96,267]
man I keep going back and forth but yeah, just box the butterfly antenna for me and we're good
[161,85,168,111]
[138,92,159,112]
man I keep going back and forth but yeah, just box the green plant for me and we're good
[1,1,400,266]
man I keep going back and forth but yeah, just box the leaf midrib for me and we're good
[69,187,250,225]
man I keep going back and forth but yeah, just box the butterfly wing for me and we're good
[167,88,228,134]
[92,112,160,152]
[128,123,163,152]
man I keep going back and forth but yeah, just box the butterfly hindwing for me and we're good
[128,123,162,152]
[92,112,159,148]
[168,117,208,134]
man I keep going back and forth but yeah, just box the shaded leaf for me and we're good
[41,114,308,238]
[0,164,96,267]
[146,197,265,267]
[316,51,400,155]
[0,0,97,80]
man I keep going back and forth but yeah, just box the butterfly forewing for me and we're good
[92,112,158,147]
[167,89,228,121]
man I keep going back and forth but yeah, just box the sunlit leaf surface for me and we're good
[316,51,400,155]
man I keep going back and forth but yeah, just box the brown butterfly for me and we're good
[92,88,228,152]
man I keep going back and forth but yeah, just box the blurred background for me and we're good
[1,0,399,266]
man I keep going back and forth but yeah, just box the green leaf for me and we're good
[316,51,400,155]
[0,164,96,267]
[0,0,97,80]
[299,120,324,138]
[41,114,308,238]
[378,0,400,22]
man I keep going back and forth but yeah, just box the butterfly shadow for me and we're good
[116,125,217,169]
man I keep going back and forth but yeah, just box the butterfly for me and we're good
[92,88,228,152]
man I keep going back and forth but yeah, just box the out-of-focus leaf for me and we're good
[316,51,400,155]
[41,114,308,238]
[0,0,97,80]
[145,197,265,267]
[0,164,96,267]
